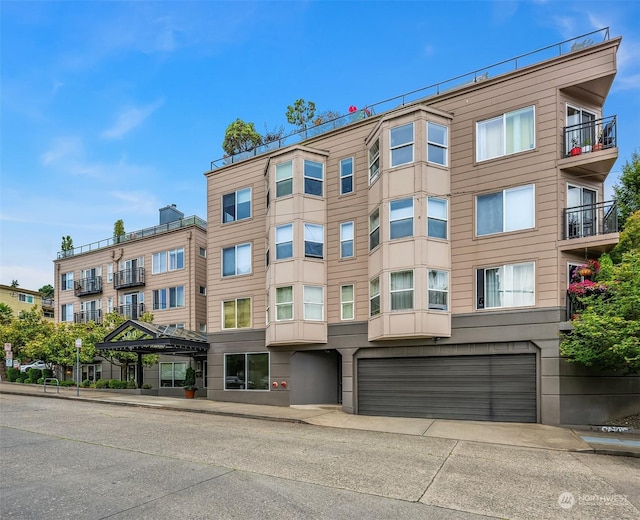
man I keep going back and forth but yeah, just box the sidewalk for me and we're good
[2,382,638,457]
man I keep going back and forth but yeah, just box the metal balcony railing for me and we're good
[115,303,145,320]
[562,200,618,240]
[74,276,103,296]
[41,297,54,308]
[74,309,102,324]
[563,115,617,158]
[113,268,145,289]
[566,291,586,320]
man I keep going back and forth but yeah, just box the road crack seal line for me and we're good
[418,439,458,503]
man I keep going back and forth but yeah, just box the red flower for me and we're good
[348,105,357,113]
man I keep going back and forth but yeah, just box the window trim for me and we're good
[368,138,380,184]
[222,297,252,330]
[476,184,535,237]
[222,243,252,277]
[476,105,535,162]
[428,269,449,311]
[427,197,448,239]
[275,224,293,260]
[427,121,448,166]
[476,261,535,310]
[340,221,354,259]
[369,277,380,317]
[369,208,380,251]
[303,159,324,197]
[275,285,294,321]
[152,286,185,310]
[275,160,293,198]
[389,197,414,240]
[340,284,355,321]
[390,270,414,311]
[224,352,270,391]
[389,122,414,167]
[304,223,324,259]
[303,285,324,321]
[152,247,185,274]
[340,157,354,195]
[222,186,252,224]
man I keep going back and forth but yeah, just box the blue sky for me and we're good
[1,0,639,291]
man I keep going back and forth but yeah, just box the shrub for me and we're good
[43,368,54,379]
[59,380,76,387]
[126,379,137,389]
[108,379,128,389]
[6,368,20,382]
[28,368,42,380]
[142,383,152,390]
[37,378,44,385]
[95,379,109,389]
[81,379,91,388]
[16,377,26,383]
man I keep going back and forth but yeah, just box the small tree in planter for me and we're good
[183,367,197,398]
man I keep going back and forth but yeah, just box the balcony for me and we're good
[114,268,145,290]
[74,309,103,324]
[115,303,145,320]
[560,200,619,254]
[565,291,586,322]
[74,276,103,296]
[559,115,618,181]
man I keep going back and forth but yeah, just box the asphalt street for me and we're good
[1,393,639,519]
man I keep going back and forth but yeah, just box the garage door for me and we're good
[358,354,536,423]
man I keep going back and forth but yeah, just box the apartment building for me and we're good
[0,284,54,320]
[203,30,639,426]
[53,205,208,389]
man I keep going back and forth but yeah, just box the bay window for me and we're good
[303,286,323,320]
[276,286,293,321]
[389,198,413,239]
[369,208,380,251]
[304,223,324,258]
[390,270,413,310]
[427,122,448,166]
[276,161,293,198]
[428,270,449,310]
[390,123,413,167]
[275,224,293,260]
[369,139,380,183]
[369,277,380,316]
[304,160,323,196]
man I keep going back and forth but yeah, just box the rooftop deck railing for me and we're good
[57,216,207,259]
[210,27,610,170]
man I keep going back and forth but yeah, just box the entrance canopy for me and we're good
[96,320,209,355]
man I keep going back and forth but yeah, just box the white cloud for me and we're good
[41,137,82,165]
[101,98,164,139]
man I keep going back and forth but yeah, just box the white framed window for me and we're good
[390,123,414,167]
[107,297,114,314]
[61,272,74,291]
[304,160,323,197]
[225,352,269,391]
[304,223,324,259]
[60,303,73,322]
[199,247,207,257]
[340,157,354,195]
[18,293,34,304]
[427,122,448,166]
[276,286,293,321]
[390,270,413,310]
[222,243,251,276]
[369,277,380,317]
[389,198,413,239]
[341,284,354,320]
[476,261,535,310]
[368,139,380,183]
[303,286,323,320]
[107,263,113,283]
[566,105,597,155]
[566,184,597,239]
[153,286,185,310]
[476,184,534,236]
[160,362,186,387]
[276,160,293,198]
[275,224,293,260]
[222,297,251,329]
[428,270,449,310]
[369,208,380,251]
[427,197,448,239]
[340,221,354,258]
[152,248,184,274]
[199,323,207,332]
[222,187,252,223]
[199,285,206,295]
[476,105,535,162]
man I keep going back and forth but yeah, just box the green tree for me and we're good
[560,250,640,373]
[0,303,13,325]
[222,119,262,156]
[613,151,640,230]
[114,219,125,243]
[610,210,640,264]
[61,235,74,255]
[10,280,19,288]
[285,99,316,136]
[38,284,54,299]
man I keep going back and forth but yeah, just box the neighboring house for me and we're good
[0,284,54,321]
[203,30,639,425]
[53,205,208,389]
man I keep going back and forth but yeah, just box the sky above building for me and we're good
[1,0,639,291]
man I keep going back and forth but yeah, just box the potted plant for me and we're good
[183,367,197,398]
[593,128,603,151]
[581,138,592,153]
[569,137,581,156]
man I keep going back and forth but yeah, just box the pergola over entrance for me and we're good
[95,320,209,388]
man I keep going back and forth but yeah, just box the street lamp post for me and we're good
[75,338,82,397]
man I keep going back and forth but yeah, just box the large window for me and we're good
[225,352,269,391]
[275,224,293,260]
[340,221,354,258]
[369,277,380,317]
[60,303,73,322]
[304,223,324,258]
[476,184,534,236]
[369,208,380,251]
[160,362,186,387]
[369,139,380,183]
[61,272,73,291]
[223,298,251,329]
[427,122,448,165]
[428,270,449,310]
[18,293,34,304]
[276,286,293,321]
[152,248,184,274]
[341,284,354,320]
[389,198,413,239]
[303,286,323,320]
[476,261,535,309]
[390,270,413,310]
[340,157,354,195]
[222,243,251,276]
[476,106,535,162]
[390,123,414,167]
[276,161,293,198]
[304,160,323,196]
[153,286,185,310]
[223,187,251,223]
[427,197,448,239]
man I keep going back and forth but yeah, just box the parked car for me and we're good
[19,360,47,373]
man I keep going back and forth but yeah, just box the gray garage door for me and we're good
[358,354,536,423]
